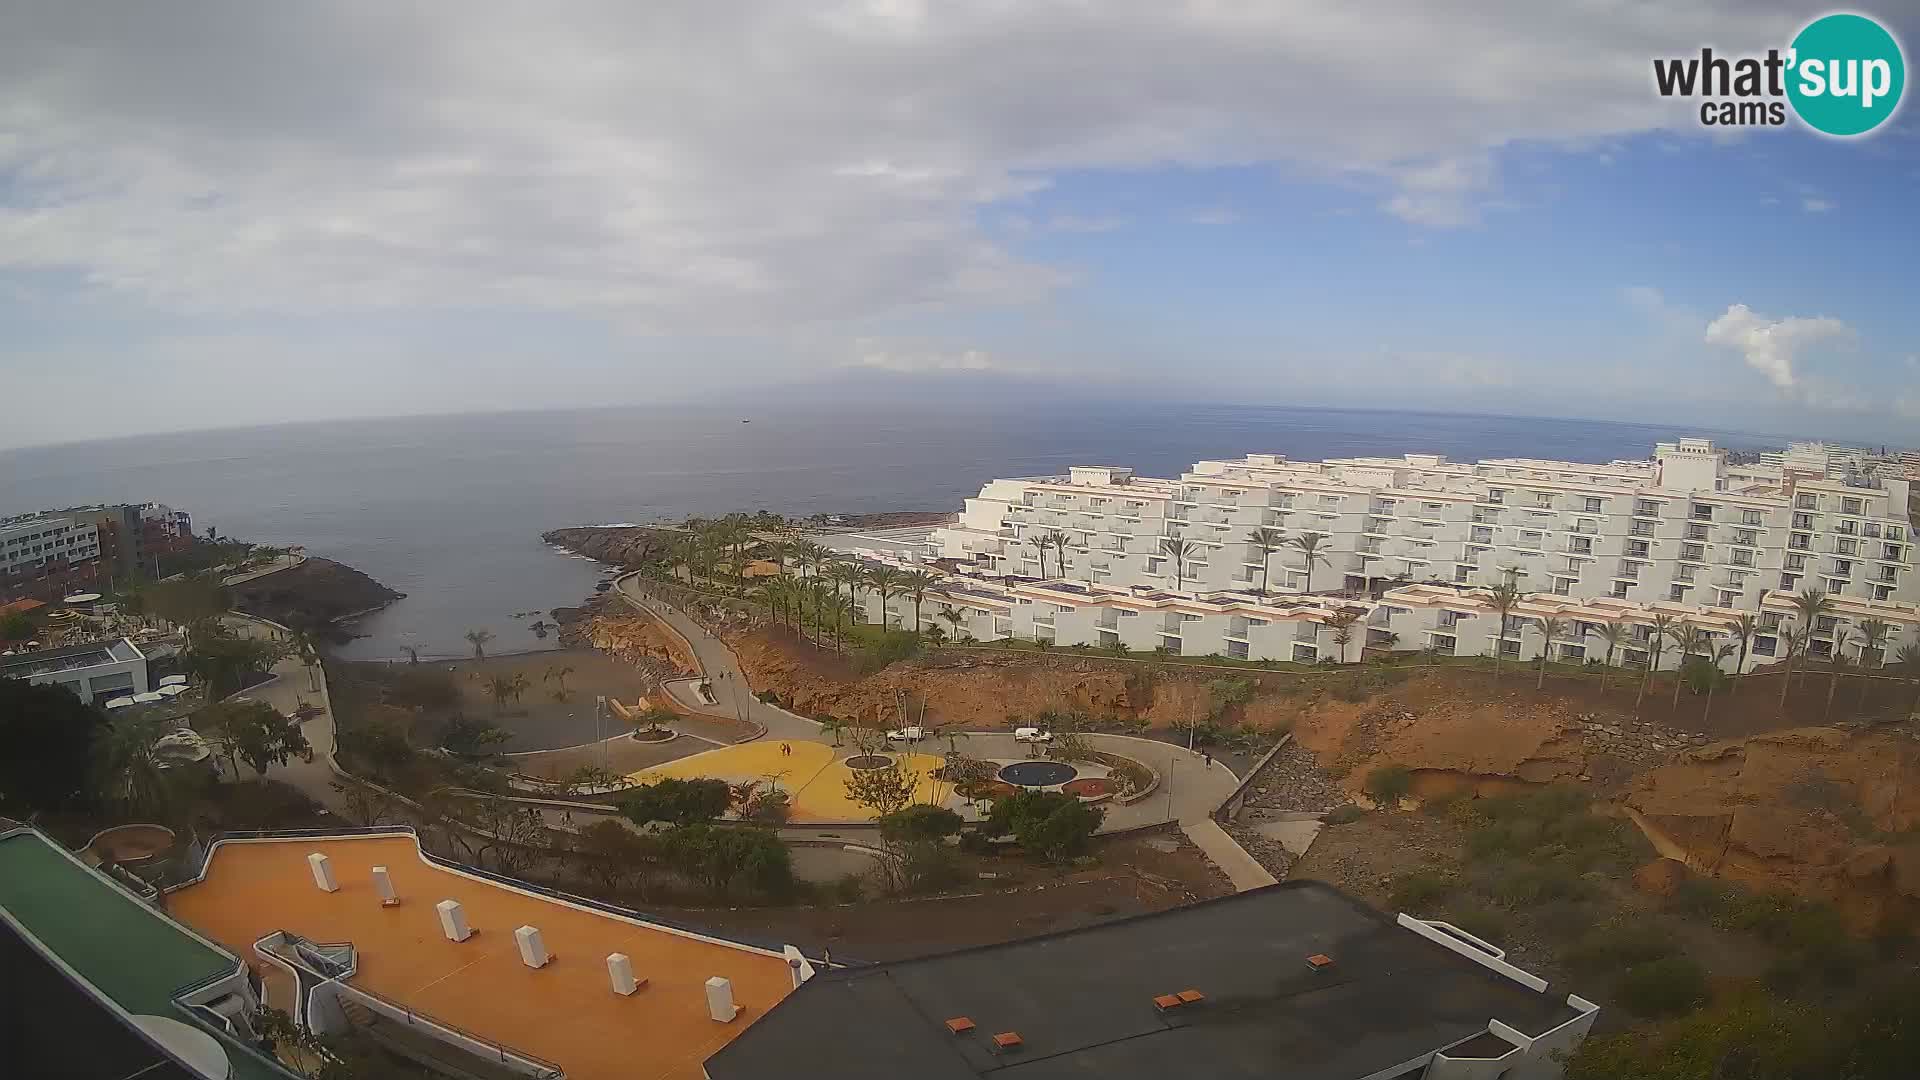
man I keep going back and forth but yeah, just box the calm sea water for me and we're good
[0,403,1781,660]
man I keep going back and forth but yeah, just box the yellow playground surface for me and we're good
[629,741,951,821]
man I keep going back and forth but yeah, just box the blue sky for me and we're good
[1,2,1916,449]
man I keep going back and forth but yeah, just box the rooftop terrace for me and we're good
[168,833,799,1080]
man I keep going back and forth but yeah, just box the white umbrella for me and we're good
[105,696,136,709]
[159,675,189,687]
[131,691,165,703]
[155,684,189,697]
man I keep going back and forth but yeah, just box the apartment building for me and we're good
[0,512,102,580]
[911,438,1919,669]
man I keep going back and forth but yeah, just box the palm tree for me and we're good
[1326,609,1360,665]
[1779,627,1808,709]
[1638,612,1675,712]
[1159,537,1198,592]
[1702,641,1737,725]
[92,714,177,819]
[1592,620,1629,693]
[290,628,321,691]
[866,565,905,627]
[1727,613,1759,684]
[543,664,575,693]
[937,604,968,643]
[1535,616,1569,689]
[1666,619,1699,709]
[1245,527,1286,595]
[1290,532,1331,593]
[1789,588,1833,690]
[903,570,938,633]
[464,628,494,661]
[1040,530,1072,579]
[826,561,862,643]
[1485,579,1525,683]
[1843,618,1892,716]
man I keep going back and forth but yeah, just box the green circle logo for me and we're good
[1787,13,1906,136]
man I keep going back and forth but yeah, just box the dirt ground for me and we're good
[505,733,706,781]
[647,829,1232,962]
[427,648,663,751]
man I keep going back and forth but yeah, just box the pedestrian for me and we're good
[1202,751,1212,768]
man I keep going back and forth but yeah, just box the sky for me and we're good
[2,1,1918,450]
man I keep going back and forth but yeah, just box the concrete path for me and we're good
[220,613,347,813]
[1181,819,1279,892]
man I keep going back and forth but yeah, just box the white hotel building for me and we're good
[862,439,1920,672]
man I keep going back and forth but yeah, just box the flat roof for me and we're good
[705,881,1577,1080]
[168,834,798,1080]
[0,915,201,1080]
[0,636,141,679]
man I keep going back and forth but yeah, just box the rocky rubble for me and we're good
[542,526,679,568]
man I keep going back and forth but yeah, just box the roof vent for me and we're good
[945,1017,975,1035]
[1307,953,1335,971]
[992,1031,1024,1052]
[1176,989,1205,1005]
[1153,994,1182,1012]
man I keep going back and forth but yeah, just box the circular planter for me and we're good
[843,754,895,771]
[88,824,176,865]
[997,760,1078,788]
[628,727,676,743]
[1061,776,1115,799]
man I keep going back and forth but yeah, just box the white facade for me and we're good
[0,637,150,701]
[1,513,102,579]
[891,437,1920,669]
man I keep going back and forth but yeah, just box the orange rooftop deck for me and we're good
[169,834,797,1080]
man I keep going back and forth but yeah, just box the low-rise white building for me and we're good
[0,637,150,703]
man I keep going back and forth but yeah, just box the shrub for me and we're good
[1445,902,1506,946]
[659,823,794,900]
[898,839,967,893]
[1389,870,1455,913]
[1613,956,1708,1018]
[1486,861,1587,908]
[878,804,964,844]
[1364,766,1413,805]
[853,630,923,674]
[1323,804,1363,825]
[988,790,1103,862]
[832,873,866,903]
[1561,923,1677,975]
[618,777,734,826]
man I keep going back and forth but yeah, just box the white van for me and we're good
[1013,727,1053,743]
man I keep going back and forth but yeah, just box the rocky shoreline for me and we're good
[228,556,404,638]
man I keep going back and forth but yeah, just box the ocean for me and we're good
[0,402,1783,660]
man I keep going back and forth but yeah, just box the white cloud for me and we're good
[0,1,1801,324]
[1181,207,1240,226]
[1802,197,1835,213]
[1042,214,1127,233]
[1704,303,1855,392]
[842,340,998,374]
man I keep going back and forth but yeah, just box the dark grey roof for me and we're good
[705,881,1577,1080]
[0,915,201,1080]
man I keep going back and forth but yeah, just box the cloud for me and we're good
[1042,214,1127,233]
[1704,304,1855,392]
[1802,197,1835,213]
[842,340,999,374]
[0,1,1802,325]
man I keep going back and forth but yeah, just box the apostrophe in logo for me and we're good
[1652,11,1906,137]
[1786,13,1905,136]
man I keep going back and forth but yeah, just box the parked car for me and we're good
[1013,727,1054,743]
[885,726,926,742]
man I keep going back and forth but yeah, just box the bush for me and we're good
[1613,956,1708,1018]
[618,777,734,826]
[832,873,866,903]
[1561,923,1677,975]
[1445,902,1506,946]
[878,804,964,844]
[1389,870,1455,913]
[1363,766,1413,805]
[853,630,923,675]
[659,823,794,900]
[898,839,967,893]
[1323,804,1363,825]
[1486,861,1587,909]
[988,790,1103,862]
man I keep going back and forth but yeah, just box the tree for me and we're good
[902,569,939,632]
[289,629,321,692]
[1727,613,1759,684]
[1779,627,1808,709]
[937,604,968,643]
[844,759,920,818]
[865,565,905,627]
[619,777,733,826]
[1788,588,1832,689]
[1701,642,1737,725]
[0,611,34,643]
[1036,529,1069,579]
[91,713,180,821]
[1289,532,1331,593]
[140,573,230,628]
[1325,609,1360,665]
[1854,617,1892,710]
[0,678,106,813]
[1535,616,1569,688]
[183,628,285,697]
[438,715,511,759]
[463,628,494,660]
[1244,527,1286,594]
[1159,536,1197,592]
[987,789,1102,862]
[661,823,794,899]
[576,819,658,894]
[1592,620,1629,693]
[201,700,312,778]
[543,663,575,695]
[1637,613,1675,712]
[1666,620,1700,709]
[1364,765,1413,805]
[1485,579,1525,683]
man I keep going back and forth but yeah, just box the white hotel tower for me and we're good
[889,438,1919,672]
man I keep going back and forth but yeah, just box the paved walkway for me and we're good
[1181,819,1280,892]
[220,613,347,813]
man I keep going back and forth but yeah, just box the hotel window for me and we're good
[1454,565,1471,583]
[1792,512,1814,530]
[1816,615,1839,633]
[1842,497,1864,515]
[1797,494,1818,509]
[1629,540,1651,558]
[1584,497,1604,513]
[1891,526,1907,542]
[1780,573,1799,591]
[1733,529,1757,546]
[1753,636,1776,656]
[1876,585,1895,600]
[1886,544,1905,561]
[1669,584,1687,601]
[1635,499,1660,515]
[1611,582,1630,598]
[1691,503,1715,521]
[1675,565,1695,582]
[1742,509,1764,526]
[1720,590,1738,607]
[1679,543,1702,561]
[1686,523,1709,540]
[1789,533,1811,550]
[1552,578,1573,596]
[1837,538,1857,555]
[1535,493,1555,509]
[1486,488,1505,504]
[1834,560,1853,576]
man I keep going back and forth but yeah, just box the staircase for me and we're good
[339,998,377,1030]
